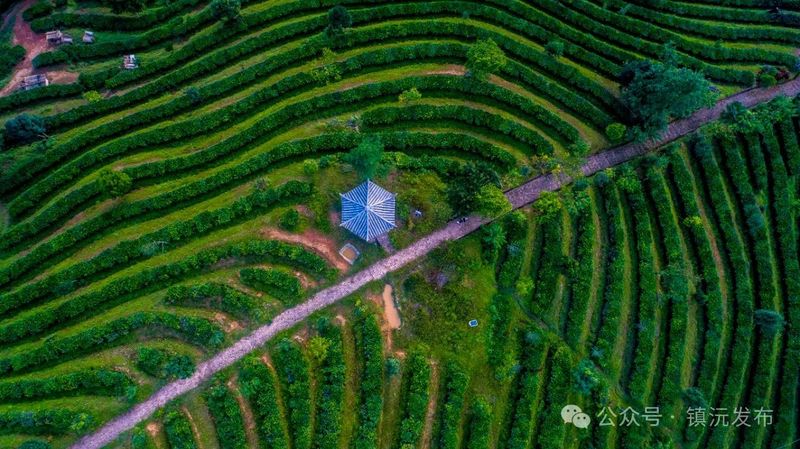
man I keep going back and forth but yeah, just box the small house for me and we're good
[122,54,138,70]
[46,30,72,45]
[21,74,49,91]
[46,30,63,43]
[82,31,95,44]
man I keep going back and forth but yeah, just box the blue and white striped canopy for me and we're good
[340,179,396,242]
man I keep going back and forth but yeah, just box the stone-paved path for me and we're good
[71,77,800,449]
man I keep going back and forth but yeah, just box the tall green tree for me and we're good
[4,114,46,145]
[99,169,133,198]
[466,39,506,80]
[326,5,352,36]
[474,184,511,218]
[210,0,241,22]
[446,162,501,214]
[342,136,385,179]
[620,50,716,141]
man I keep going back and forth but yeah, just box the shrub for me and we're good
[545,39,564,57]
[273,339,312,449]
[397,353,431,448]
[239,267,302,304]
[352,310,383,449]
[605,122,627,142]
[136,347,195,379]
[279,209,300,231]
[19,441,52,449]
[98,169,132,198]
[164,409,197,449]
[475,184,512,218]
[398,87,422,103]
[205,380,247,449]
[239,356,289,449]
[82,91,103,103]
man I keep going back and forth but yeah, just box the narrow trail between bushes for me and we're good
[70,77,800,449]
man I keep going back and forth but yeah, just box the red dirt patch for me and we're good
[260,227,350,272]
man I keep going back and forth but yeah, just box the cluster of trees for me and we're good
[0,239,327,344]
[239,356,289,449]
[689,135,755,448]
[205,378,248,449]
[435,362,469,449]
[239,268,302,305]
[0,409,93,436]
[397,353,432,448]
[590,173,627,377]
[312,320,346,449]
[0,369,133,402]
[352,309,384,449]
[30,0,205,32]
[620,50,716,140]
[464,398,492,449]
[272,339,312,449]
[0,311,223,376]
[164,409,197,449]
[164,283,268,322]
[136,347,196,379]
[506,332,549,449]
[361,103,554,156]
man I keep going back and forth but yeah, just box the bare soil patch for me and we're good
[260,227,350,272]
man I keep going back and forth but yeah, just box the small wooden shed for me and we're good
[122,54,138,70]
[46,30,72,45]
[21,74,49,91]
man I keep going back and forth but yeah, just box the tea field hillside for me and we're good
[0,1,798,449]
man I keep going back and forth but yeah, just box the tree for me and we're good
[466,39,506,80]
[184,86,203,104]
[446,162,500,214]
[342,136,385,179]
[310,48,342,85]
[532,191,562,220]
[210,0,241,22]
[754,309,785,337]
[326,5,352,36]
[619,51,716,141]
[279,209,300,231]
[605,123,627,142]
[545,40,564,57]
[474,184,511,218]
[98,169,133,198]
[386,357,401,377]
[4,113,46,145]
[82,90,103,103]
[398,87,422,103]
[308,336,331,364]
[572,359,601,396]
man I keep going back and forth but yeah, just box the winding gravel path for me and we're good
[71,77,800,449]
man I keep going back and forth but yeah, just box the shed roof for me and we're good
[340,180,396,242]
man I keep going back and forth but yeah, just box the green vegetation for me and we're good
[0,1,799,448]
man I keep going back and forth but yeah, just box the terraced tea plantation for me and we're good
[0,0,799,448]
